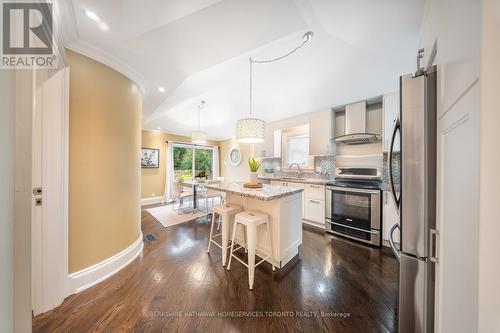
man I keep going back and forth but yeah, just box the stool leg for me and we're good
[207,212,216,253]
[265,221,275,271]
[243,225,248,253]
[227,220,238,271]
[221,214,228,267]
[247,225,256,290]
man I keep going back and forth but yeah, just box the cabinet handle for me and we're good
[309,185,320,188]
[309,200,320,204]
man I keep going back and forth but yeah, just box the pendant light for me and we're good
[236,31,314,143]
[192,100,207,144]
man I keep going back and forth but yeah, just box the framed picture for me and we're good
[141,148,159,168]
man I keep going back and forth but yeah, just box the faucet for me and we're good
[289,163,303,178]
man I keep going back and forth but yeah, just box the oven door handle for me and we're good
[326,186,380,195]
[326,220,380,235]
[388,118,401,213]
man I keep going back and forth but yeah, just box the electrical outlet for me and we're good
[152,192,155,197]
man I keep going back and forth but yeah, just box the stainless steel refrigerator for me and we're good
[388,66,439,333]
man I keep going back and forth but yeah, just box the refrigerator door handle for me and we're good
[388,118,401,213]
[429,228,439,263]
[389,222,401,261]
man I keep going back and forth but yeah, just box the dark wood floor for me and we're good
[33,203,398,333]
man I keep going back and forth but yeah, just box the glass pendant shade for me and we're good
[191,130,207,144]
[236,118,265,143]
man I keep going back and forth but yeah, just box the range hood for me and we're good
[332,101,381,144]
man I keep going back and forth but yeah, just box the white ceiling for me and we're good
[56,0,426,140]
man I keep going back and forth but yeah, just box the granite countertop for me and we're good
[204,182,303,201]
[258,176,331,185]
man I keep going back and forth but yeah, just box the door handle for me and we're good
[388,118,401,213]
[389,222,400,261]
[429,228,439,263]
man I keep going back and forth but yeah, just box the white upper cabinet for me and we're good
[254,124,277,158]
[309,109,332,156]
[383,91,400,152]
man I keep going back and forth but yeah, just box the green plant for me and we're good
[178,173,192,182]
[248,157,261,172]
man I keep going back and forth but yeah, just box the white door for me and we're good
[31,68,70,315]
[430,1,481,332]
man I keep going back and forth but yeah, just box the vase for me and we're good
[249,172,258,184]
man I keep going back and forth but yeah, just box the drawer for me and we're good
[304,183,325,200]
[304,198,325,223]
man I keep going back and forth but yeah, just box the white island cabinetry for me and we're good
[206,182,303,268]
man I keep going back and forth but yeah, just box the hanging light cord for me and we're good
[249,31,313,116]
[197,101,205,131]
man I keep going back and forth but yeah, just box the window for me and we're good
[286,135,309,165]
[195,147,213,179]
[173,144,214,181]
[282,124,311,169]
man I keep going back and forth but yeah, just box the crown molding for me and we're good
[53,0,79,43]
[66,40,149,95]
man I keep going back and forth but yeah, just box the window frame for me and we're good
[281,124,312,170]
[172,142,216,180]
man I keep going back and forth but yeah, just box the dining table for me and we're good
[179,178,205,213]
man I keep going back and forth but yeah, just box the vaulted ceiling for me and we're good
[55,0,426,140]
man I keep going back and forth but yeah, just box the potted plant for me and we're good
[248,157,261,184]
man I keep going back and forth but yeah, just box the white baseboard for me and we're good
[141,196,164,206]
[67,233,143,295]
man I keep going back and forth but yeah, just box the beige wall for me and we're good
[141,130,219,199]
[67,50,142,273]
[219,138,254,183]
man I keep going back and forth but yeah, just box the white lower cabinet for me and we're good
[382,191,400,245]
[304,198,325,223]
[304,184,325,224]
[269,181,326,224]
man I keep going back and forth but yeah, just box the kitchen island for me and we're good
[205,182,303,268]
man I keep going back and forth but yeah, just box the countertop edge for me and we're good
[204,183,303,201]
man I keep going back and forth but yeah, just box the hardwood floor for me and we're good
[33,203,399,333]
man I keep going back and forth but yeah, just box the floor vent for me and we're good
[144,234,157,242]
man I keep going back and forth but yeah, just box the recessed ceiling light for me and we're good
[97,22,109,31]
[157,127,161,130]
[84,10,100,23]
[158,86,165,93]
[84,9,109,31]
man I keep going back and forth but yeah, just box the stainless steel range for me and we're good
[325,155,383,246]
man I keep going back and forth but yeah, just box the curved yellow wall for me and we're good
[67,50,142,273]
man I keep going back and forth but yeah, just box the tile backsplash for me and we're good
[259,153,400,190]
[261,155,335,180]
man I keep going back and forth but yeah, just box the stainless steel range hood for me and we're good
[332,101,381,144]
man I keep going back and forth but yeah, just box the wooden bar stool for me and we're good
[227,211,275,290]
[207,203,243,267]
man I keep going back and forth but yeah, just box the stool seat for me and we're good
[233,211,268,226]
[213,203,242,215]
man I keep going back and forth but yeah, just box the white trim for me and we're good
[31,68,71,316]
[67,233,144,295]
[66,40,149,95]
[141,196,164,206]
